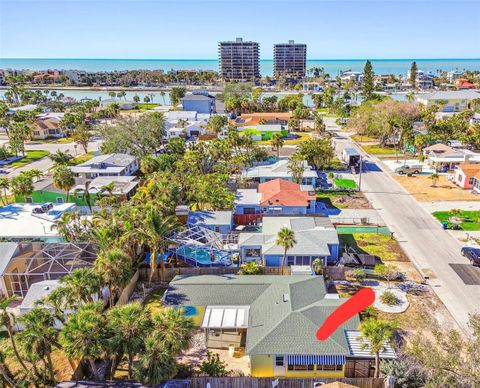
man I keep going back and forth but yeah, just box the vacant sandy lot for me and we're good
[395,174,480,201]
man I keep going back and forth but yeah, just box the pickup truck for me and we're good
[394,164,422,175]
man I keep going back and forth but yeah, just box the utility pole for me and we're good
[358,155,363,192]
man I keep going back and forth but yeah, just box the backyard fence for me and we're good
[324,266,346,280]
[187,377,386,388]
[138,266,291,282]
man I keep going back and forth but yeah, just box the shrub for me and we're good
[198,351,229,377]
[351,268,366,283]
[312,258,323,275]
[360,305,377,320]
[380,290,399,306]
[238,261,262,275]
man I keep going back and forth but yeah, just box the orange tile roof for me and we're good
[232,112,292,126]
[258,178,315,207]
[458,163,480,177]
[32,118,59,130]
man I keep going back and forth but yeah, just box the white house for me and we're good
[69,153,139,179]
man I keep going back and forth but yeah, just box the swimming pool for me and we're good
[175,244,232,267]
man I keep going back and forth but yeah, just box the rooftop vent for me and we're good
[283,293,289,302]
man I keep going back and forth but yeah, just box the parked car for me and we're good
[394,164,422,175]
[31,202,54,214]
[0,169,8,174]
[461,246,480,266]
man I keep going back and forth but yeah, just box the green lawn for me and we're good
[10,150,50,168]
[69,151,95,166]
[360,144,399,155]
[432,210,480,231]
[334,178,356,190]
[144,288,167,313]
[339,233,404,261]
[257,132,310,145]
[351,134,378,142]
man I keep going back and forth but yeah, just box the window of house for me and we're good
[245,248,261,257]
[288,364,314,371]
[214,226,221,233]
[287,256,295,266]
[26,197,33,203]
[275,356,284,366]
[243,208,256,215]
[56,197,64,204]
[316,364,343,371]
[469,177,475,185]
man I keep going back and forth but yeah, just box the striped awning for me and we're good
[287,355,346,365]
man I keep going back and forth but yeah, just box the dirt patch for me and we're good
[395,174,480,201]
[332,192,370,209]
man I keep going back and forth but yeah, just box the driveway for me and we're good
[0,137,102,178]
[324,117,480,333]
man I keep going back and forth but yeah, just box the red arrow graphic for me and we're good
[316,287,375,341]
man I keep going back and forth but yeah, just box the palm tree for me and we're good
[150,307,194,354]
[134,337,177,385]
[358,319,398,378]
[0,296,30,374]
[130,210,178,283]
[271,133,284,159]
[9,174,33,201]
[17,307,59,383]
[60,303,108,381]
[287,153,305,184]
[94,248,132,307]
[60,268,101,306]
[430,173,440,187]
[48,149,73,166]
[0,348,16,387]
[108,302,151,379]
[276,227,297,274]
[0,177,10,205]
[52,165,75,201]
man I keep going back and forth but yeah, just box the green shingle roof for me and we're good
[165,275,360,356]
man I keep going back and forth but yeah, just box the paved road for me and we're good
[0,136,102,178]
[325,117,480,333]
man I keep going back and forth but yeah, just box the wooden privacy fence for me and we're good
[187,377,385,388]
[138,266,290,282]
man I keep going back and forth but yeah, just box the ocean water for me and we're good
[1,58,480,76]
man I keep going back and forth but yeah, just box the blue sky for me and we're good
[1,0,479,59]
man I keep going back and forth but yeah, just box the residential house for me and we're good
[453,163,480,190]
[0,242,96,298]
[187,211,234,235]
[0,203,75,242]
[31,112,66,140]
[416,90,480,112]
[181,92,215,114]
[163,274,395,378]
[235,178,316,216]
[447,70,464,82]
[238,216,339,266]
[239,124,288,141]
[423,143,480,171]
[231,112,292,127]
[455,79,476,90]
[242,158,318,187]
[69,153,138,179]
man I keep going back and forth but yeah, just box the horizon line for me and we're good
[2,57,480,61]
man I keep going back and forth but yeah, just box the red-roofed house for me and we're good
[235,178,316,216]
[454,163,480,191]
